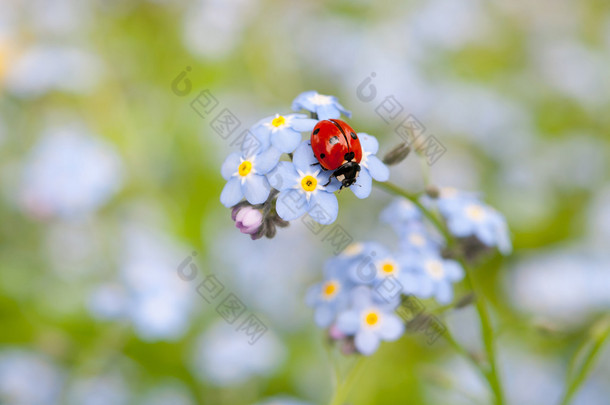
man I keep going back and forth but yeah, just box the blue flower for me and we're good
[405,251,464,304]
[435,187,512,254]
[380,198,423,231]
[291,91,351,120]
[396,222,441,255]
[306,260,354,328]
[251,113,318,154]
[349,245,433,300]
[220,148,281,207]
[349,133,390,199]
[335,286,405,355]
[267,141,340,225]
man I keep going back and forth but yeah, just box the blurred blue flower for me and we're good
[252,113,318,153]
[306,260,354,328]
[291,91,351,120]
[97,224,197,342]
[268,141,340,224]
[380,198,423,233]
[436,187,512,254]
[0,349,63,405]
[220,148,281,207]
[406,251,464,304]
[349,133,390,199]
[20,124,122,219]
[397,222,441,255]
[192,321,285,387]
[335,286,405,355]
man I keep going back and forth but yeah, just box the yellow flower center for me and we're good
[425,260,445,280]
[238,160,252,177]
[381,262,395,274]
[322,280,339,299]
[301,175,317,192]
[465,204,485,221]
[271,115,286,127]
[364,311,379,326]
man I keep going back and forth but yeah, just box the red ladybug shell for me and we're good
[310,119,362,170]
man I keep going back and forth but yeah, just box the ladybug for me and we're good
[310,119,362,189]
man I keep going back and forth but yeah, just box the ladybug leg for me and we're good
[323,175,333,187]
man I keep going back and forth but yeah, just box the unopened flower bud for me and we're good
[425,185,440,199]
[328,323,346,340]
[232,205,263,237]
[382,142,411,165]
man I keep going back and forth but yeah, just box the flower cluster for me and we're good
[220,91,390,237]
[307,190,511,356]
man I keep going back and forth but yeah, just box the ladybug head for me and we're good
[333,161,361,189]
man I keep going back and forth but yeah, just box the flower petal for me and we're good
[244,175,271,205]
[292,141,319,171]
[220,177,243,207]
[316,104,341,120]
[435,281,453,304]
[355,330,380,355]
[314,305,335,328]
[416,273,435,298]
[351,168,372,199]
[221,152,241,180]
[447,216,474,238]
[305,285,320,307]
[291,90,317,112]
[358,133,379,154]
[275,189,308,221]
[365,155,389,182]
[336,310,359,334]
[271,128,302,154]
[379,314,405,341]
[267,162,299,190]
[254,147,282,174]
[291,117,318,132]
[244,125,271,154]
[309,191,338,225]
[443,260,464,282]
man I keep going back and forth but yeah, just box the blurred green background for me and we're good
[1,0,609,404]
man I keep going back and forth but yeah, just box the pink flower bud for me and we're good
[232,206,263,235]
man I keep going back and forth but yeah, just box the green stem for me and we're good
[559,317,610,405]
[373,180,504,405]
[328,357,367,405]
[459,257,504,405]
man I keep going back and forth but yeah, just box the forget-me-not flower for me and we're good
[252,113,318,154]
[396,221,441,254]
[291,90,351,120]
[268,141,340,224]
[436,187,512,254]
[220,148,281,207]
[336,286,405,355]
[406,250,465,304]
[306,260,354,328]
[349,133,390,199]
[380,198,423,233]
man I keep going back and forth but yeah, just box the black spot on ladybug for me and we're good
[320,153,325,159]
[313,128,320,135]
[329,136,340,145]
[350,132,357,139]
[344,152,355,161]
